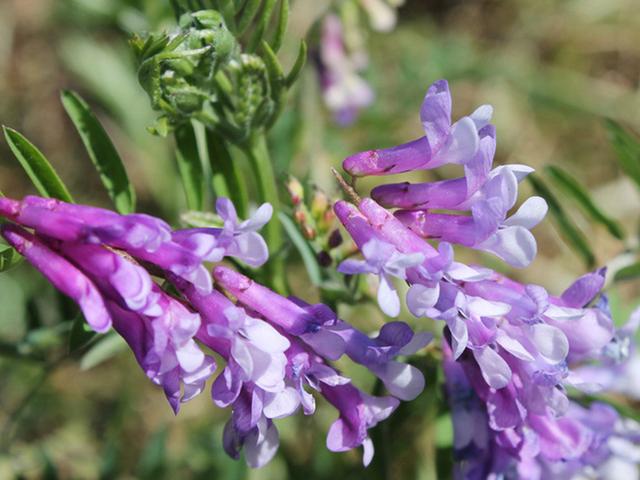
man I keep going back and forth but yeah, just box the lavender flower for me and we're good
[343,79,492,176]
[212,265,431,463]
[318,14,374,125]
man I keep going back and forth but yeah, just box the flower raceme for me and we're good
[334,79,638,476]
[0,195,430,467]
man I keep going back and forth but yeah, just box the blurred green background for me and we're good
[0,0,639,478]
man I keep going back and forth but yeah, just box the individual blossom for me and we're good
[317,14,374,125]
[343,79,493,176]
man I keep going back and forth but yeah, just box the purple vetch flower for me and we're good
[108,294,216,414]
[213,265,430,400]
[338,238,425,317]
[343,79,492,176]
[171,277,300,467]
[318,14,374,125]
[323,383,399,466]
[0,195,212,292]
[394,166,547,268]
[1,224,112,332]
[172,197,272,268]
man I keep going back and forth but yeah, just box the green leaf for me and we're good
[528,174,595,268]
[80,332,127,371]
[613,262,640,282]
[285,41,307,88]
[136,427,168,480]
[270,0,288,53]
[61,90,135,214]
[247,0,277,52]
[68,314,97,353]
[0,243,22,272]
[3,127,73,202]
[278,212,322,285]
[605,119,640,191]
[545,165,625,240]
[237,0,261,35]
[174,123,205,210]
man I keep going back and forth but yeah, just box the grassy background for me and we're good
[0,0,639,478]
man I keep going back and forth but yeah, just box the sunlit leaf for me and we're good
[613,262,640,283]
[0,243,23,272]
[174,123,205,210]
[61,90,136,214]
[285,41,307,88]
[80,332,127,371]
[528,174,595,268]
[605,119,640,191]
[546,165,624,240]
[68,314,97,353]
[3,127,73,202]
[279,212,322,285]
[271,0,288,53]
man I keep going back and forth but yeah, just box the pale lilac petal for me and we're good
[504,196,548,229]
[420,79,452,152]
[242,317,290,353]
[446,314,469,359]
[226,231,269,267]
[244,422,279,468]
[469,104,493,130]
[495,332,534,361]
[406,283,440,317]
[216,197,238,225]
[378,274,401,317]
[530,323,569,364]
[263,387,301,419]
[467,297,511,317]
[477,226,537,268]
[338,258,377,275]
[371,361,425,401]
[175,340,206,372]
[473,347,511,389]
[435,116,479,165]
[362,437,375,467]
[239,203,273,232]
[399,331,433,355]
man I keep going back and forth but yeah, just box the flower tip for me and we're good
[0,197,20,218]
[213,265,251,291]
[342,150,380,176]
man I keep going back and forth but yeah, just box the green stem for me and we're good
[205,130,249,217]
[174,123,205,211]
[241,133,288,293]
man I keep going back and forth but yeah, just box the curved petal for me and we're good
[504,196,548,229]
[473,347,511,389]
[377,274,401,317]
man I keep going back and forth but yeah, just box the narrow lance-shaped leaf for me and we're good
[247,0,277,52]
[528,174,595,268]
[546,165,625,240]
[605,119,640,191]
[270,0,288,53]
[237,0,261,35]
[61,90,135,214]
[278,212,322,285]
[174,123,205,210]
[0,243,22,272]
[613,262,640,283]
[285,41,307,88]
[3,126,74,202]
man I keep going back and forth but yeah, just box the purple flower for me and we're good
[338,238,425,317]
[343,79,492,176]
[108,295,215,414]
[1,224,112,332]
[172,197,272,268]
[323,383,399,466]
[318,14,374,125]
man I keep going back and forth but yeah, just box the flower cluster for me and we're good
[0,195,430,467]
[335,79,639,477]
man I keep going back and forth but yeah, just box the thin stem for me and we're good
[241,132,288,293]
[205,130,249,217]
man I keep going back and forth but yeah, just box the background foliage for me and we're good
[0,0,639,478]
